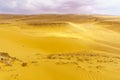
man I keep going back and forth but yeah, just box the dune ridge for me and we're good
[0,14,120,80]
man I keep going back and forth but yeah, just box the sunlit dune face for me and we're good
[0,15,120,80]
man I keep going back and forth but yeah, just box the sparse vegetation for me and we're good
[45,52,120,71]
[21,62,28,67]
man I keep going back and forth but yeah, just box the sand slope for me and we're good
[0,15,120,80]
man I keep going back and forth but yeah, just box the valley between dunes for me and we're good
[0,14,120,80]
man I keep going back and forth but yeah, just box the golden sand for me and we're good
[0,14,120,80]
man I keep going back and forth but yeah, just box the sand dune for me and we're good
[0,14,120,80]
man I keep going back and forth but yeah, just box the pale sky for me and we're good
[0,0,120,15]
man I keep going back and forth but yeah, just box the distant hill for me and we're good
[0,14,120,31]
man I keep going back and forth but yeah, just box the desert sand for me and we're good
[0,14,120,80]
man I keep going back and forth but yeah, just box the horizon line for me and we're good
[0,13,119,16]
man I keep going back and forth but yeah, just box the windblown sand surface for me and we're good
[0,14,120,80]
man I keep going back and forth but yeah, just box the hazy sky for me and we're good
[0,0,120,15]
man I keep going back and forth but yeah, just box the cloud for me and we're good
[0,0,95,14]
[93,0,120,15]
[0,0,120,15]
